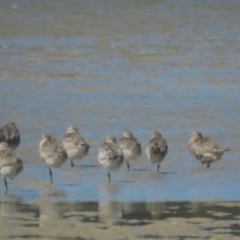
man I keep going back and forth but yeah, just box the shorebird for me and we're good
[0,119,20,150]
[62,126,90,167]
[146,131,168,172]
[0,142,23,193]
[188,130,230,168]
[39,133,67,184]
[118,130,141,171]
[98,135,124,182]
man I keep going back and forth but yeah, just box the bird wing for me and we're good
[0,149,18,168]
[63,133,88,148]
[202,137,227,153]
[42,138,64,158]
[150,137,167,154]
[0,128,6,142]
[102,143,122,161]
[119,137,137,149]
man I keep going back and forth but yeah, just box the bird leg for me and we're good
[108,172,111,183]
[4,177,8,194]
[207,164,210,169]
[127,162,130,172]
[49,167,53,184]
[157,163,160,173]
[71,160,74,167]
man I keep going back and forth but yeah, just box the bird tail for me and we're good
[225,148,230,152]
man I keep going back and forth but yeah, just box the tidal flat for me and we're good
[1,0,240,239]
[1,197,240,240]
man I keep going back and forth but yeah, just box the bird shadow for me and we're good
[129,168,177,175]
[147,171,177,179]
[74,164,99,169]
[159,171,177,175]
[118,180,136,184]
[130,168,151,172]
[61,183,79,187]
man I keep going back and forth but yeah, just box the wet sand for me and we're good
[1,197,240,240]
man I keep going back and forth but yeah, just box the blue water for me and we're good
[0,0,240,203]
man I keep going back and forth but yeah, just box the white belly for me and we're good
[122,149,138,162]
[45,155,66,167]
[0,163,23,180]
[66,148,87,160]
[98,158,123,172]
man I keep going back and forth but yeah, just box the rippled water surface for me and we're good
[0,0,240,239]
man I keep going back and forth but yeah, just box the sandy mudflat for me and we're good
[0,199,240,240]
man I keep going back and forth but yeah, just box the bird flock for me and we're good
[0,119,230,193]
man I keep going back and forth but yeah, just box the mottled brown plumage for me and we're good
[39,133,67,183]
[62,126,90,167]
[119,131,141,171]
[146,131,168,172]
[0,142,23,193]
[188,131,230,168]
[0,120,20,150]
[98,135,124,182]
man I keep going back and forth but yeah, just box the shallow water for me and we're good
[0,0,240,238]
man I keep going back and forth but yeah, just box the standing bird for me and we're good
[146,131,168,172]
[0,142,23,193]
[39,133,67,184]
[118,130,141,171]
[188,130,230,168]
[98,135,124,182]
[0,119,20,150]
[62,126,90,167]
